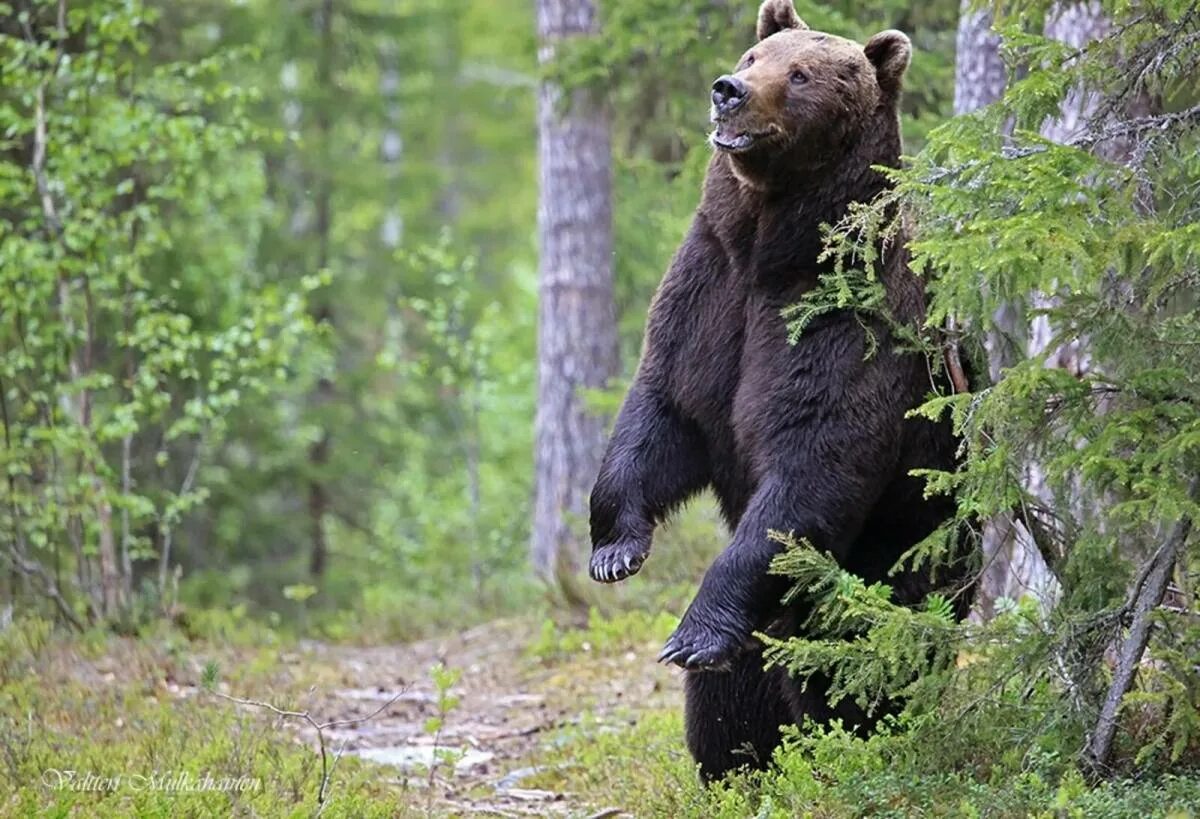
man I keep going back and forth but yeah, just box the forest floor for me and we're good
[9,608,1200,817]
[1,610,713,818]
[281,616,684,817]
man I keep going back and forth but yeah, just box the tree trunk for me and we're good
[379,43,403,250]
[1038,5,1170,772]
[532,0,620,587]
[1040,2,1110,146]
[30,32,123,621]
[953,1,1055,617]
[959,2,1115,618]
[953,2,1006,118]
[1032,0,1111,369]
[308,0,335,579]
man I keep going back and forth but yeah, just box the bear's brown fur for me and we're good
[588,0,969,780]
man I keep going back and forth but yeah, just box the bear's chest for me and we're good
[668,274,747,435]
[663,211,843,471]
[729,291,830,466]
[668,276,826,469]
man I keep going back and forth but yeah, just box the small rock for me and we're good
[495,766,545,790]
[495,694,544,708]
[501,788,560,802]
[352,745,494,775]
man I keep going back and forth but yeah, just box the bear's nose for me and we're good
[711,75,748,114]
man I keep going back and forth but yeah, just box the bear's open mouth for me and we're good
[710,125,773,153]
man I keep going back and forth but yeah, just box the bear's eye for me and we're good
[741,54,755,69]
[790,69,809,85]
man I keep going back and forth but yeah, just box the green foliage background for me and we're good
[2,0,1199,806]
[0,0,964,637]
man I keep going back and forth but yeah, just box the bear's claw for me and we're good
[658,622,741,672]
[589,540,649,584]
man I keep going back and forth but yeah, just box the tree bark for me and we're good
[1040,2,1111,146]
[308,0,335,579]
[1039,2,1171,774]
[961,2,1117,618]
[953,0,1057,617]
[953,1,1007,118]
[1031,0,1111,369]
[532,0,620,586]
[379,42,403,249]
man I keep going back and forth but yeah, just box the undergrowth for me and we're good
[8,602,1200,818]
[533,597,1200,819]
[0,616,407,817]
[539,707,1200,818]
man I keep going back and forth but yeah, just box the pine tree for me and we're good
[532,0,620,588]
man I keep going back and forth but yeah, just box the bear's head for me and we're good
[710,0,911,183]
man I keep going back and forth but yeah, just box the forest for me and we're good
[2,0,1199,815]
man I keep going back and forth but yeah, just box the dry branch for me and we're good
[1081,477,1200,776]
[212,685,409,813]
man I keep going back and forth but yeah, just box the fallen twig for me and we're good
[211,685,409,814]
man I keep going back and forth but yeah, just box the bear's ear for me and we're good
[864,30,912,96]
[757,0,808,41]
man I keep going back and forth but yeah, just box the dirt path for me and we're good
[286,619,682,816]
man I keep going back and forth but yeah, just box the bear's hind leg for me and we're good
[684,649,792,782]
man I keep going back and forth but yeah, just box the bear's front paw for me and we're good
[658,610,752,671]
[589,539,650,584]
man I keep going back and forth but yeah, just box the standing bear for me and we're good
[587,0,969,781]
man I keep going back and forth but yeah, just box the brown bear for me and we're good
[587,0,968,781]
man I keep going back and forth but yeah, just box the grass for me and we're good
[0,619,405,817]
[3,606,1200,818]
